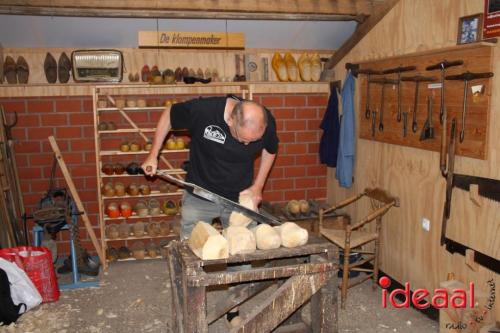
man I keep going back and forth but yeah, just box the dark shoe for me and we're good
[16,56,29,84]
[4,56,17,84]
[58,52,71,83]
[163,68,175,84]
[174,67,182,82]
[44,53,58,84]
[141,65,151,82]
[151,65,162,84]
[226,310,239,322]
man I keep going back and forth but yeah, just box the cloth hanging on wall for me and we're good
[319,85,340,167]
[336,70,356,188]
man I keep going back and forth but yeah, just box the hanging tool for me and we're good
[402,111,408,138]
[441,118,457,246]
[401,75,437,133]
[357,68,382,119]
[369,78,397,132]
[419,96,435,140]
[445,71,494,143]
[371,110,377,138]
[426,60,464,124]
[382,65,416,122]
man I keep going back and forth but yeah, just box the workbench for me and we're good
[167,235,338,333]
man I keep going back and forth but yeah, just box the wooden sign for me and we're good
[483,0,500,38]
[138,31,245,49]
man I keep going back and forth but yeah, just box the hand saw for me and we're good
[156,170,282,226]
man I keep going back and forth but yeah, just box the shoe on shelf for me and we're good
[44,52,58,84]
[284,53,298,82]
[58,52,71,83]
[4,56,17,84]
[298,53,312,82]
[141,65,151,82]
[16,56,29,84]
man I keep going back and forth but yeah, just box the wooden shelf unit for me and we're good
[93,84,252,270]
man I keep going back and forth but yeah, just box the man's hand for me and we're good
[141,155,158,176]
[240,185,263,210]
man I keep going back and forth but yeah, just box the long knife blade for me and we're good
[156,170,282,226]
[453,174,500,202]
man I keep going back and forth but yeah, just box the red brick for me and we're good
[272,179,293,190]
[41,113,68,126]
[71,140,95,151]
[13,155,28,167]
[285,120,307,131]
[29,154,54,166]
[270,167,283,178]
[27,100,54,113]
[284,166,306,177]
[307,119,322,130]
[56,99,81,112]
[275,120,285,131]
[17,114,40,127]
[68,112,94,125]
[272,108,295,119]
[274,155,295,167]
[285,143,307,155]
[11,128,26,140]
[85,153,96,163]
[27,127,54,140]
[41,140,69,153]
[30,180,51,192]
[83,126,95,137]
[16,142,41,153]
[307,188,326,199]
[56,127,82,138]
[60,152,85,164]
[263,191,284,202]
[18,167,42,179]
[71,165,97,177]
[82,99,93,112]
[297,154,319,165]
[278,132,295,143]
[85,177,98,188]
[296,108,318,119]
[284,95,306,107]
[295,178,317,188]
[307,165,327,176]
[317,177,327,188]
[307,95,328,107]
[1,101,26,113]
[284,190,306,201]
[129,112,150,123]
[261,96,283,108]
[308,143,320,154]
[296,131,319,142]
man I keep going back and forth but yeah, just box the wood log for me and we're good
[229,192,254,227]
[223,226,256,255]
[274,222,308,248]
[252,224,281,250]
[188,221,229,260]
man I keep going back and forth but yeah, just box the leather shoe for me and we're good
[3,56,17,84]
[44,53,57,84]
[58,52,71,83]
[16,56,29,84]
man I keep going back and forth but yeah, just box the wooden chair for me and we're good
[319,188,399,309]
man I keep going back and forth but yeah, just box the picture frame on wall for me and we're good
[483,0,500,38]
[457,14,483,45]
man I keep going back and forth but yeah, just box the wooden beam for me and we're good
[325,0,401,69]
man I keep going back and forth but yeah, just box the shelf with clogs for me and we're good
[99,149,189,156]
[100,168,186,178]
[101,190,184,200]
[105,233,177,242]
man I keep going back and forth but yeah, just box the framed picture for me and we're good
[457,14,483,44]
[483,0,500,38]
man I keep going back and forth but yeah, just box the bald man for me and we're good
[142,95,279,239]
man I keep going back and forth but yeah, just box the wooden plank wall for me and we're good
[329,0,499,322]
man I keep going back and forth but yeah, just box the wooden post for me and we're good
[48,136,105,265]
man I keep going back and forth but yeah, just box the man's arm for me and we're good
[142,106,172,176]
[242,149,276,208]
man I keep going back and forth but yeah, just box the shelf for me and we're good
[105,233,177,242]
[100,169,186,177]
[112,255,165,262]
[99,128,156,134]
[103,212,180,221]
[102,190,184,200]
[100,149,189,156]
[97,106,165,112]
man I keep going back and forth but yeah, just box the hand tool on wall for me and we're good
[369,78,397,132]
[419,96,435,140]
[401,75,437,133]
[445,71,494,143]
[441,118,457,246]
[357,69,382,119]
[382,65,416,122]
[426,60,464,124]
[371,110,377,138]
[402,111,408,138]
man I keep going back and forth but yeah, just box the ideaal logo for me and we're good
[380,277,496,330]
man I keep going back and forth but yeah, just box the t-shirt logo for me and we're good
[203,125,226,144]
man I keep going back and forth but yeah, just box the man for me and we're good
[142,95,279,240]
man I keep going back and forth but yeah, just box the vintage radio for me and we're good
[71,50,123,82]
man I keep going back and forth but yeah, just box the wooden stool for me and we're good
[319,188,399,309]
[167,235,338,333]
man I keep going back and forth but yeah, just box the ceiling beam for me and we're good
[0,6,367,22]
[325,0,401,69]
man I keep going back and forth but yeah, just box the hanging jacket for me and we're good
[319,85,340,168]
[336,71,356,188]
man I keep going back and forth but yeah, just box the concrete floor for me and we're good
[1,259,438,333]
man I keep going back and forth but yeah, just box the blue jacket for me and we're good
[335,71,356,188]
[319,85,340,168]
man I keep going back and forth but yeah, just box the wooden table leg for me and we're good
[185,285,208,333]
[310,252,338,333]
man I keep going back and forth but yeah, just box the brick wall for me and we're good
[0,92,329,254]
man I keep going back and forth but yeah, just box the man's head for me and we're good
[229,100,268,145]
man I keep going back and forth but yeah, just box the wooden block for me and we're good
[188,221,229,260]
[223,226,256,255]
[275,222,308,248]
[252,224,281,250]
[469,184,482,207]
[229,192,255,227]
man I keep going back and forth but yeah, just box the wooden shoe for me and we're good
[132,222,145,237]
[141,65,151,82]
[196,68,204,79]
[118,222,130,238]
[298,53,312,82]
[106,224,119,239]
[163,68,175,84]
[146,242,159,258]
[44,53,58,84]
[106,247,119,262]
[4,56,17,84]
[310,53,322,82]
[16,56,29,84]
[284,53,298,82]
[174,67,183,82]
[159,221,171,236]
[272,53,288,82]
[147,222,160,237]
[118,246,131,259]
[58,52,71,83]
[131,241,146,259]
[182,67,189,81]
[151,65,162,84]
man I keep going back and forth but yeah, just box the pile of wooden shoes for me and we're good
[271,52,322,82]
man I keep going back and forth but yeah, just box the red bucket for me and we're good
[0,246,60,303]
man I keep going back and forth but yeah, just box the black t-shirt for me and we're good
[170,96,279,202]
